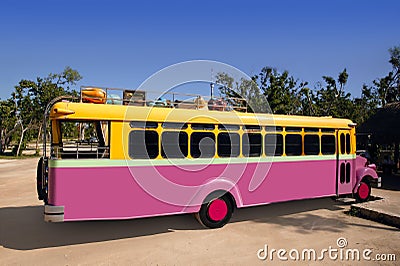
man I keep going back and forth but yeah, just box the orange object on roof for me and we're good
[82,88,106,104]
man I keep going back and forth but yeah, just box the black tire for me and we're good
[355,180,371,202]
[36,157,44,200]
[195,193,233,229]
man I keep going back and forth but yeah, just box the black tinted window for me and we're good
[265,134,283,156]
[191,132,215,158]
[285,127,302,132]
[161,132,188,158]
[218,124,240,131]
[244,125,261,131]
[129,130,159,159]
[321,135,336,155]
[242,133,262,157]
[217,133,240,157]
[265,126,283,132]
[304,127,319,133]
[162,122,188,129]
[130,121,158,129]
[304,135,320,155]
[191,124,215,130]
[285,134,302,156]
[340,133,345,154]
[321,128,335,133]
[346,133,351,154]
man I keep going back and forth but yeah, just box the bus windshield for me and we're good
[51,120,110,159]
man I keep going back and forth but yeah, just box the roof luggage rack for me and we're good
[79,86,249,112]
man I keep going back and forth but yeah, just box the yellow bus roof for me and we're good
[50,101,353,129]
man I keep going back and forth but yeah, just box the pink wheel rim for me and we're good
[358,182,369,199]
[208,199,228,221]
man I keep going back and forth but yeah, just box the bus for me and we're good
[37,87,381,228]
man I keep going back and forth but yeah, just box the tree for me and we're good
[1,66,82,156]
[313,68,353,118]
[215,72,268,113]
[254,67,307,114]
[0,99,17,154]
[297,87,317,116]
[25,67,82,152]
[373,46,400,106]
[351,84,379,125]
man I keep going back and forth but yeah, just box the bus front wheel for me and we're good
[195,194,233,229]
[355,181,371,202]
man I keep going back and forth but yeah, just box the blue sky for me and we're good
[0,0,399,100]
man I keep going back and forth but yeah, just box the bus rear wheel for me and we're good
[36,157,44,200]
[355,181,371,202]
[195,194,233,229]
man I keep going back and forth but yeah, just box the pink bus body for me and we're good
[38,99,381,228]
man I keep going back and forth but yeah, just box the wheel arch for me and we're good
[353,174,374,194]
[354,175,372,202]
[203,189,237,212]
[182,178,243,213]
[354,164,378,192]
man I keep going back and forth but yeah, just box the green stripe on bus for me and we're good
[48,154,355,168]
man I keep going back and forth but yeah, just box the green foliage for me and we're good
[313,69,353,118]
[0,99,17,153]
[12,139,26,156]
[351,85,379,125]
[0,66,82,155]
[255,67,306,114]
[215,73,268,113]
[216,67,369,124]
[372,46,400,106]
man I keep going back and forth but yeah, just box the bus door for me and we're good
[336,130,353,195]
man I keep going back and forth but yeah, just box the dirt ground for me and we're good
[0,158,399,265]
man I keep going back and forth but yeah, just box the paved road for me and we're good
[0,158,399,265]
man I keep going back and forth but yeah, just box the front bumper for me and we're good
[44,205,64,222]
[377,176,382,188]
[371,177,382,188]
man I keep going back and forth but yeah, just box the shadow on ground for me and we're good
[1,197,396,251]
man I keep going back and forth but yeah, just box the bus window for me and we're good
[218,124,240,131]
[161,131,188,158]
[285,127,302,132]
[321,128,335,133]
[304,135,320,155]
[217,133,240,157]
[340,133,346,154]
[162,122,188,130]
[191,132,215,158]
[304,127,319,133]
[130,121,158,129]
[321,135,336,155]
[191,123,215,130]
[54,120,110,159]
[265,126,283,132]
[242,133,262,157]
[244,125,261,131]
[285,134,302,156]
[129,130,159,159]
[340,162,345,183]
[346,162,351,183]
[265,134,283,156]
[346,133,351,154]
